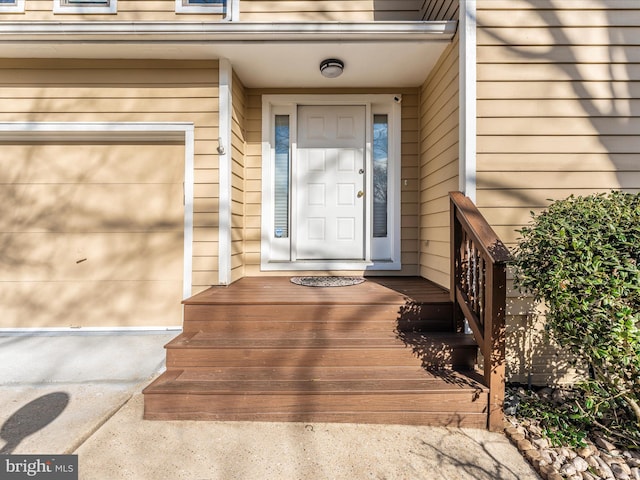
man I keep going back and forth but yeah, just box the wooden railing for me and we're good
[450,191,511,432]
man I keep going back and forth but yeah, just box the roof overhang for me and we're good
[0,21,457,88]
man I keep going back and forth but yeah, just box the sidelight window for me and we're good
[373,114,389,238]
[273,115,290,239]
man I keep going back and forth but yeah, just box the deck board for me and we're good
[184,276,449,305]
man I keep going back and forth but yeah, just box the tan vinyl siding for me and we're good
[0,59,220,298]
[243,88,420,277]
[240,0,423,21]
[477,1,640,384]
[419,34,459,289]
[0,0,224,21]
[505,279,586,387]
[420,0,458,21]
[243,92,262,273]
[400,91,422,275]
[231,72,248,283]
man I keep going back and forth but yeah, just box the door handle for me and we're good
[357,191,364,198]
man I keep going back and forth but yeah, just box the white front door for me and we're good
[295,105,366,260]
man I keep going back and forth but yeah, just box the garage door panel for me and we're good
[0,280,183,328]
[0,141,185,328]
[1,184,183,232]
[0,232,183,282]
[0,144,184,184]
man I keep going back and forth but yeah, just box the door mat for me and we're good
[290,276,366,287]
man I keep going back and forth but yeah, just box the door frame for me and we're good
[261,94,401,271]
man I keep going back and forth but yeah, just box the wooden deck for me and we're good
[143,276,489,427]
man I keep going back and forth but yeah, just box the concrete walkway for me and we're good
[0,334,541,480]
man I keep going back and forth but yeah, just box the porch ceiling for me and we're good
[0,21,456,88]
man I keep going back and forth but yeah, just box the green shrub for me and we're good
[512,191,640,438]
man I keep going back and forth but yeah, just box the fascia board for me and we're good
[0,21,457,42]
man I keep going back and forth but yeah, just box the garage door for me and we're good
[0,142,185,328]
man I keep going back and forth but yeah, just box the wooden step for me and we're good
[143,368,488,427]
[184,302,455,334]
[164,331,478,370]
[182,277,454,333]
[143,277,489,427]
[183,304,400,333]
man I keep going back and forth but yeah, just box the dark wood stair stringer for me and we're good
[143,277,489,427]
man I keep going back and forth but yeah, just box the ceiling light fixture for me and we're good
[319,58,344,78]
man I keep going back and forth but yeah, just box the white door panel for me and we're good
[296,105,366,260]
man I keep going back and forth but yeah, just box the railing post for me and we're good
[450,197,465,333]
[485,262,507,432]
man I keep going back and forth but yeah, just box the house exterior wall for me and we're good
[0,0,224,21]
[240,0,423,21]
[231,71,248,283]
[0,0,441,22]
[419,34,459,289]
[476,0,640,384]
[242,88,422,277]
[0,59,221,298]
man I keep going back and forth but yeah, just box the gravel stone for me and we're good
[518,439,535,451]
[611,463,631,479]
[540,450,554,465]
[577,445,598,458]
[528,423,543,436]
[525,449,542,463]
[533,437,551,449]
[587,456,601,468]
[560,463,578,476]
[540,464,557,478]
[595,437,618,453]
[561,447,579,460]
[597,456,616,479]
[571,456,590,473]
[505,426,520,437]
[617,462,633,475]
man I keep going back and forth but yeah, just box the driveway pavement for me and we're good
[0,333,541,480]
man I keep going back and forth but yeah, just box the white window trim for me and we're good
[0,0,25,13]
[54,0,117,14]
[261,94,402,272]
[0,122,194,304]
[175,0,224,15]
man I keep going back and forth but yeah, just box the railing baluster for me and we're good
[449,191,510,432]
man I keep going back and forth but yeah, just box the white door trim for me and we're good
[459,0,477,202]
[218,59,233,285]
[261,94,401,271]
[0,121,195,303]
